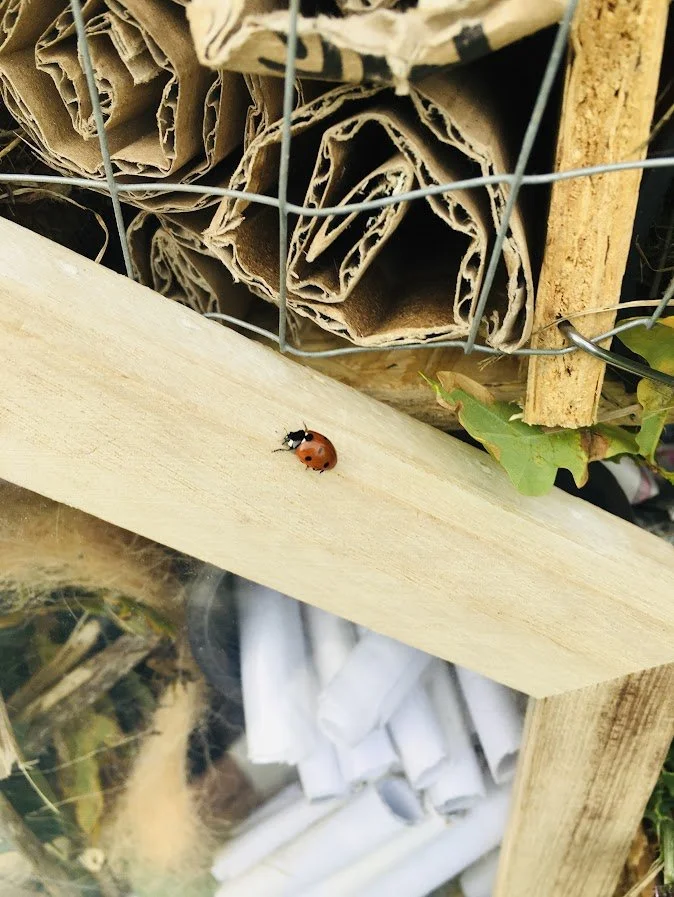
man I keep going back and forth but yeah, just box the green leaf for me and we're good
[635,379,674,462]
[423,378,642,496]
[424,379,589,495]
[616,318,674,374]
[616,320,674,471]
[587,424,640,461]
[647,741,674,883]
[58,708,123,836]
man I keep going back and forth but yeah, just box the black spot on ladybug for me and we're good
[323,461,329,468]
[305,455,312,461]
[304,433,313,442]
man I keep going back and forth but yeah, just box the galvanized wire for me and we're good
[0,0,672,362]
[463,0,578,353]
[70,0,133,279]
[5,156,674,212]
[276,0,302,352]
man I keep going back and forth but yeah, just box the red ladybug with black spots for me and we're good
[275,427,337,472]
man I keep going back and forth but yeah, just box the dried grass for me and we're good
[0,480,184,628]
[103,680,216,897]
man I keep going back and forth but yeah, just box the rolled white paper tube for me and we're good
[304,605,358,685]
[455,666,524,784]
[337,727,399,784]
[424,661,486,814]
[211,785,344,881]
[460,848,501,897]
[214,778,424,897]
[298,734,349,801]
[295,807,447,897]
[304,607,396,782]
[389,681,447,790]
[317,784,510,897]
[227,734,297,801]
[295,648,349,800]
[317,632,433,746]
[235,578,317,765]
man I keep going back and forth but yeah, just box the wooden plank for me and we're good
[1,217,674,697]
[495,664,674,897]
[524,0,668,428]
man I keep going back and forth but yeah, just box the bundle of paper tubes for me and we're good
[213,577,525,897]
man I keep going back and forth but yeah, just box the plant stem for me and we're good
[0,790,73,897]
[662,818,674,885]
[8,618,101,715]
[17,634,159,757]
[0,691,19,779]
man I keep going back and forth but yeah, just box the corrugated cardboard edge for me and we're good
[203,73,533,349]
[187,0,568,93]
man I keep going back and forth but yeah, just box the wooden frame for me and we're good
[524,0,669,427]
[1,216,674,897]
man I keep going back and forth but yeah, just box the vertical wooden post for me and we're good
[495,665,674,897]
[524,0,668,428]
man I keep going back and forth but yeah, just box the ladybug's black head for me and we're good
[283,428,309,450]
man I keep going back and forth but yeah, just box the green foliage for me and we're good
[646,740,674,885]
[423,377,637,496]
[617,319,674,483]
[422,318,674,495]
[635,379,674,464]
[58,707,124,836]
[0,748,68,844]
[616,318,674,374]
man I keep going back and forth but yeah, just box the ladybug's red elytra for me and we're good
[274,427,337,472]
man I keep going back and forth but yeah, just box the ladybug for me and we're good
[274,427,337,472]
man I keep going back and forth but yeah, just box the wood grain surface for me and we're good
[1,217,674,696]
[496,665,674,897]
[525,0,669,427]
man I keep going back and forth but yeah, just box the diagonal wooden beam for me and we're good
[524,0,668,428]
[1,217,674,696]
[495,664,674,897]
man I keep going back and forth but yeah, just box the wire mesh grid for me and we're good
[0,0,673,364]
